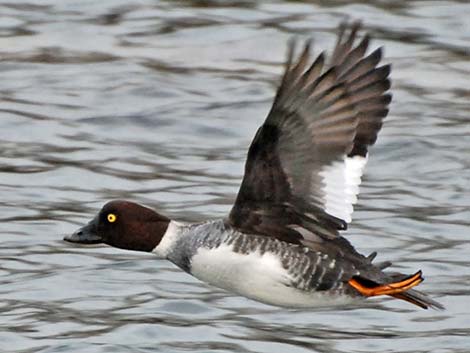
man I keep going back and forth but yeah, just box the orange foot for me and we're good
[348,271,423,296]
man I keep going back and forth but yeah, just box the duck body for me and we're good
[156,219,370,307]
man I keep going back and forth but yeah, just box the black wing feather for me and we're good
[228,22,391,245]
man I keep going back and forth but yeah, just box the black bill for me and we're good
[63,215,103,244]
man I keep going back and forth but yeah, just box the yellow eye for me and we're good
[107,213,117,223]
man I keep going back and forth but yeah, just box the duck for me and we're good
[64,22,443,310]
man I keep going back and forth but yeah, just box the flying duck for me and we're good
[65,22,443,310]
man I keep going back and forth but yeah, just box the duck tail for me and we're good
[390,289,444,310]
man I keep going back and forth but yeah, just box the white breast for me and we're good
[153,220,184,258]
[190,244,354,308]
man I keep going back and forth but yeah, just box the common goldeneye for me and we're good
[65,22,443,310]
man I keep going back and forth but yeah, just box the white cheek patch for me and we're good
[319,154,367,223]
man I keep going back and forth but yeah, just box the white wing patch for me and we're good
[319,154,368,223]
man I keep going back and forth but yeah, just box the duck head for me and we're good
[64,200,170,252]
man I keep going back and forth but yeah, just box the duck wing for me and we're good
[227,22,391,244]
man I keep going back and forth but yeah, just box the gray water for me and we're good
[1,1,469,352]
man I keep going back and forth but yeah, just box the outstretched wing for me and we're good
[227,22,391,244]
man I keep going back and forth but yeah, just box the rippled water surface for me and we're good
[1,1,470,352]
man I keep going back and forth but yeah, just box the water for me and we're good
[1,1,469,352]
